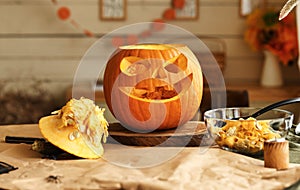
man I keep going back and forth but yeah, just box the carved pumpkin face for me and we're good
[103,44,203,131]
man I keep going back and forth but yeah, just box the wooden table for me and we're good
[0,124,300,189]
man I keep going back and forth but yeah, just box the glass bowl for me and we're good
[204,107,294,156]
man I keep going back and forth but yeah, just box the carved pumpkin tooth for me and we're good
[118,86,134,96]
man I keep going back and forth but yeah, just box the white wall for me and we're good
[0,0,298,106]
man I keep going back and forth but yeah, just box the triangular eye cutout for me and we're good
[120,56,150,76]
[164,53,188,73]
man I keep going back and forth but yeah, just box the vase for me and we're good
[260,51,283,87]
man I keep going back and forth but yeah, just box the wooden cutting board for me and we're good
[107,121,212,147]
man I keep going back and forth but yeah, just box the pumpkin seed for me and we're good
[68,130,80,141]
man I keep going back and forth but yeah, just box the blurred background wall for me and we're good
[0,0,299,124]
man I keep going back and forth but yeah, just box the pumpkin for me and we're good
[103,44,203,131]
[38,97,109,159]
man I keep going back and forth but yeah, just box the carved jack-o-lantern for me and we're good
[103,44,203,131]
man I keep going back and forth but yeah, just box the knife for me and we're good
[0,161,18,174]
[279,0,299,20]
[4,136,45,144]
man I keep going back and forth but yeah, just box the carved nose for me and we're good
[152,66,167,79]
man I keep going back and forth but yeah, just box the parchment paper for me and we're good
[0,124,299,190]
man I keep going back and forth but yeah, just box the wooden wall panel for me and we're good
[0,0,298,106]
[0,59,77,80]
[0,38,95,57]
[0,2,242,35]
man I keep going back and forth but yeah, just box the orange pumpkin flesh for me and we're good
[103,44,203,131]
[38,97,109,159]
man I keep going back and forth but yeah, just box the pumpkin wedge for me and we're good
[38,97,109,159]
